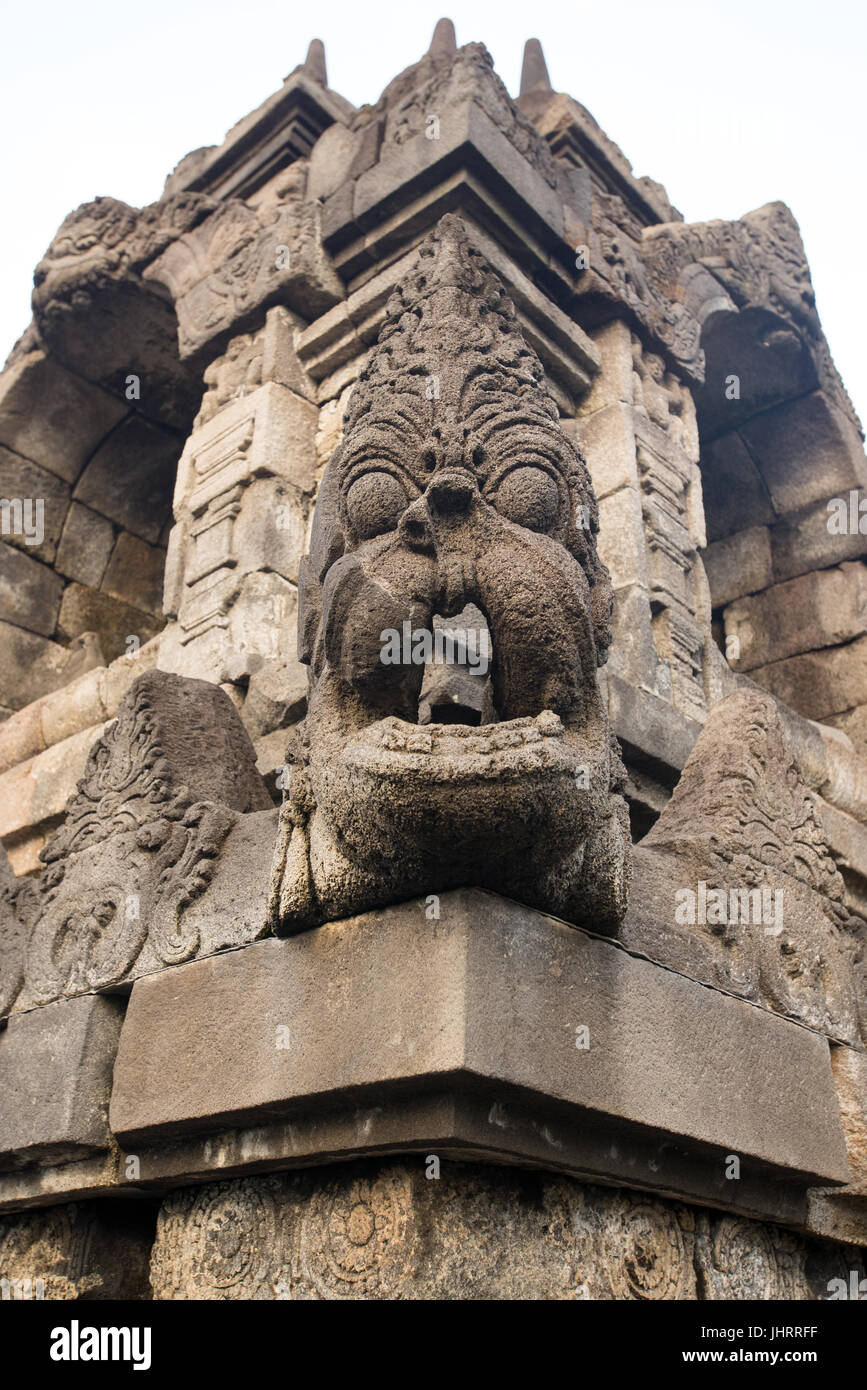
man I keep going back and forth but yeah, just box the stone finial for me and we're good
[520,38,552,96]
[428,18,457,58]
[304,38,327,86]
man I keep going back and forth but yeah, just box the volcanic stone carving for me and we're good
[147,1161,864,1301]
[0,1201,154,1300]
[0,670,271,1012]
[270,213,631,931]
[626,686,864,1044]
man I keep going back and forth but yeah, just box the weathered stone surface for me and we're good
[241,657,307,740]
[110,888,849,1201]
[606,671,701,774]
[752,637,867,721]
[274,214,631,934]
[578,403,639,500]
[0,697,46,774]
[0,351,127,485]
[147,1160,863,1301]
[771,491,867,584]
[0,446,70,565]
[831,1046,867,1184]
[0,1200,153,1299]
[57,583,162,663]
[146,193,342,361]
[101,531,165,614]
[72,415,180,544]
[5,670,272,1012]
[700,430,777,543]
[725,563,867,671]
[0,627,104,713]
[0,846,38,1017]
[0,545,64,637]
[30,194,209,431]
[38,666,107,749]
[626,687,863,1045]
[703,526,773,607]
[739,392,867,516]
[54,501,116,589]
[0,994,122,1166]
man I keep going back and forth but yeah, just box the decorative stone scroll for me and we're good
[270,212,631,932]
[0,670,272,1013]
[627,686,865,1044]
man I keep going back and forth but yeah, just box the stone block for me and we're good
[0,351,127,485]
[771,491,867,584]
[98,636,160,716]
[701,430,776,542]
[38,666,107,749]
[0,699,46,775]
[703,526,773,607]
[229,476,309,587]
[102,531,165,615]
[752,636,867,719]
[578,403,639,499]
[740,391,867,518]
[0,622,101,713]
[577,321,634,417]
[607,672,701,773]
[0,544,64,637]
[54,502,116,588]
[826,703,867,755]
[352,99,564,248]
[26,721,110,829]
[0,446,70,565]
[830,1047,867,1183]
[0,756,36,839]
[110,889,849,1216]
[57,583,162,664]
[155,807,279,964]
[725,563,867,671]
[223,572,297,680]
[72,414,180,544]
[0,994,123,1167]
[606,583,659,690]
[145,1160,861,1301]
[242,656,308,739]
[597,487,649,589]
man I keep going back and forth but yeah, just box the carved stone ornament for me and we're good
[270,212,631,932]
[628,686,864,1044]
[0,671,271,1012]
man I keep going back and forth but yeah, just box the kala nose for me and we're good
[425,470,476,517]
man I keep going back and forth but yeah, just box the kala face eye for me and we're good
[494,466,560,532]
[346,471,409,538]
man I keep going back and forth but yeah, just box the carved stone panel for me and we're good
[1,671,272,1013]
[627,686,864,1044]
[148,1161,865,1301]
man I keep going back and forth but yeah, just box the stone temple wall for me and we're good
[0,22,866,1301]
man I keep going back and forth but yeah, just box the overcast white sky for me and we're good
[2,0,864,424]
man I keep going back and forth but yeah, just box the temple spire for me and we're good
[520,38,552,96]
[428,18,457,58]
[304,38,327,86]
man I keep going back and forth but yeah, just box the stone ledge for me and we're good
[104,889,848,1228]
[0,995,123,1170]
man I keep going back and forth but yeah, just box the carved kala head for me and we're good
[271,214,630,929]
